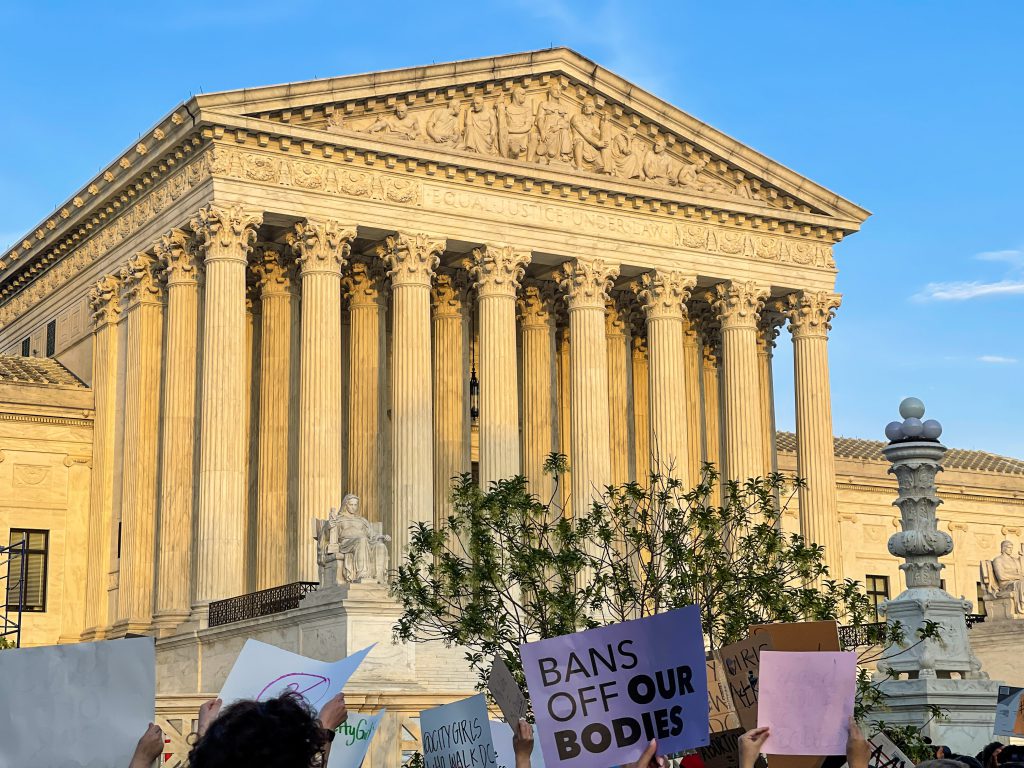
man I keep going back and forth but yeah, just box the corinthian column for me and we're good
[289,219,356,581]
[82,275,121,640]
[634,270,696,483]
[432,269,471,525]
[709,280,769,485]
[556,258,619,512]
[252,246,296,588]
[470,244,530,486]
[605,293,634,486]
[378,232,446,560]
[345,258,388,523]
[682,312,703,484]
[518,280,559,501]
[784,290,843,575]
[152,230,201,631]
[190,204,262,616]
[113,253,165,634]
[758,311,785,478]
[630,329,651,484]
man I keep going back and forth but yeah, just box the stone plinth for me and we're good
[968,617,1024,685]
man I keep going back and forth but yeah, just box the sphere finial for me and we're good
[899,397,925,419]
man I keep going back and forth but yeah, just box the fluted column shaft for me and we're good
[252,248,296,588]
[432,270,470,524]
[557,258,619,513]
[635,270,696,483]
[786,291,843,576]
[710,281,770,485]
[519,281,559,501]
[291,219,355,581]
[605,295,633,485]
[631,334,651,484]
[191,204,262,613]
[471,245,530,486]
[153,231,201,629]
[82,276,122,639]
[115,253,165,633]
[556,325,572,511]
[682,316,703,483]
[757,315,783,477]
[379,233,445,560]
[700,341,723,504]
[346,260,388,523]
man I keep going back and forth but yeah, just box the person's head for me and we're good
[978,742,1004,767]
[341,494,359,516]
[916,760,969,768]
[954,755,984,768]
[188,693,330,768]
[1001,540,1013,555]
[511,86,526,104]
[472,95,485,112]
[937,746,954,759]
[449,98,462,115]
[395,104,408,119]
[582,97,596,115]
[653,138,667,153]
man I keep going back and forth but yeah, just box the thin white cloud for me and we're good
[913,247,1024,301]
[978,355,1018,364]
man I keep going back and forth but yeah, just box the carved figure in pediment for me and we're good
[610,127,644,180]
[426,98,464,146]
[570,97,612,174]
[497,86,534,160]
[535,85,574,165]
[676,157,729,195]
[325,110,345,133]
[460,95,498,155]
[363,104,421,141]
[642,138,680,185]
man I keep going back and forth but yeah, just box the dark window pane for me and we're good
[45,320,56,357]
[21,337,30,356]
[7,529,48,612]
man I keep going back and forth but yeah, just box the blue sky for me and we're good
[1,1,1021,457]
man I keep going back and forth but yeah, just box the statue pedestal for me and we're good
[967,616,1024,685]
[874,677,1000,755]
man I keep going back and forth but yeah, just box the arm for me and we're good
[738,727,770,768]
[627,738,666,768]
[128,722,164,768]
[512,719,534,768]
[317,691,349,763]
[847,718,870,768]
[197,697,222,738]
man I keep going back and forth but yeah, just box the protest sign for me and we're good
[707,654,741,733]
[995,686,1024,737]
[757,651,857,756]
[421,693,497,768]
[749,620,840,652]
[0,637,155,768]
[490,720,546,768]
[698,728,742,768]
[520,604,709,768]
[219,640,373,713]
[839,730,913,768]
[719,634,773,730]
[328,709,385,768]
[489,656,529,724]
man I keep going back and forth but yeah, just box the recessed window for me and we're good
[6,529,49,612]
[45,320,56,357]
[20,337,30,356]
[865,574,890,620]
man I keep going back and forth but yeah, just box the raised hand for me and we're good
[318,691,349,732]
[512,719,534,768]
[197,698,222,738]
[628,738,667,768]
[128,722,164,768]
[846,717,870,768]
[738,727,770,768]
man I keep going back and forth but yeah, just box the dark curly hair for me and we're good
[188,692,330,768]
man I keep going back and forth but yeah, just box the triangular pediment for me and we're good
[194,48,869,228]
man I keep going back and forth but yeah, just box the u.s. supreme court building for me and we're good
[3,49,1023,764]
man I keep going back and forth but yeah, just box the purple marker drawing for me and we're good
[257,672,331,706]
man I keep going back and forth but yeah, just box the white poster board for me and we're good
[219,640,373,713]
[328,709,386,768]
[490,719,546,768]
[0,637,155,768]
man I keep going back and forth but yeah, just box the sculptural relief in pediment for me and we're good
[273,78,801,211]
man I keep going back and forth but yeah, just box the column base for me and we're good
[107,619,156,638]
[80,626,108,642]
[150,610,192,638]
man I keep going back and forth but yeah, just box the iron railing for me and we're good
[839,614,986,648]
[965,613,986,628]
[208,581,319,628]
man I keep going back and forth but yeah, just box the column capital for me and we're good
[189,204,262,263]
[119,252,164,310]
[154,228,200,287]
[689,302,721,360]
[758,308,787,351]
[252,245,295,297]
[289,218,356,275]
[556,257,619,310]
[706,280,770,329]
[517,279,559,327]
[783,290,842,339]
[89,274,122,327]
[632,270,696,321]
[605,291,632,337]
[469,244,531,298]
[377,232,445,287]
[344,257,388,307]
[431,268,471,317]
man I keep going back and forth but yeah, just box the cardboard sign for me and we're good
[420,694,497,768]
[328,709,385,768]
[219,640,373,713]
[490,720,546,768]
[995,686,1024,737]
[520,605,709,768]
[719,634,773,730]
[840,730,913,768]
[749,620,840,652]
[489,656,529,724]
[757,651,857,756]
[698,728,742,768]
[706,654,741,733]
[0,637,155,768]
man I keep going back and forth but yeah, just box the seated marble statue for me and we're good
[314,494,390,584]
[990,539,1024,614]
